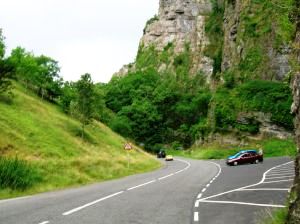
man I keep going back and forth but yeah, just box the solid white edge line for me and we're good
[127,180,156,191]
[194,212,199,222]
[200,200,286,208]
[158,173,174,180]
[265,175,294,180]
[263,179,294,184]
[199,161,294,202]
[38,221,49,224]
[62,191,124,216]
[237,188,290,191]
[0,196,31,204]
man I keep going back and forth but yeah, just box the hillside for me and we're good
[109,0,297,150]
[0,83,160,199]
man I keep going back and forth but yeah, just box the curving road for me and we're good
[0,157,294,224]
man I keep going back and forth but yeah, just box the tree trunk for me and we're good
[81,122,85,140]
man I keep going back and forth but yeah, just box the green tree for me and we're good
[73,73,95,139]
[8,47,62,101]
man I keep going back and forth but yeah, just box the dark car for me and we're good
[157,150,166,158]
[226,150,263,166]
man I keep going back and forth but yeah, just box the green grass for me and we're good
[259,208,288,224]
[0,83,160,199]
[166,138,296,160]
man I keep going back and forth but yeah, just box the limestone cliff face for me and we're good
[287,0,300,222]
[141,0,213,76]
[115,0,213,78]
[222,0,293,81]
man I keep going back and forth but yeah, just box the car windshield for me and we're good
[231,152,243,159]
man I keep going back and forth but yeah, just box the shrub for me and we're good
[0,157,41,190]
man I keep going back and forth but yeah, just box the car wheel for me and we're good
[233,161,238,166]
[255,159,259,164]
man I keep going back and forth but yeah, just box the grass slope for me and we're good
[0,83,160,199]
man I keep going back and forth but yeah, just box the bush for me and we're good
[0,157,41,190]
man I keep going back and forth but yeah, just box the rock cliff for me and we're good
[221,0,294,81]
[113,0,296,143]
[287,0,300,222]
[116,0,214,80]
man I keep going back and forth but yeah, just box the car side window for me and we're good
[241,154,248,158]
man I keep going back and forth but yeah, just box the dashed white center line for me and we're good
[197,193,203,199]
[201,188,207,193]
[127,180,156,191]
[62,191,124,216]
[194,212,199,221]
[38,221,49,224]
[206,184,210,188]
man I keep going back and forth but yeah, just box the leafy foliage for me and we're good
[8,47,63,101]
[71,73,95,139]
[0,30,14,95]
[106,71,211,151]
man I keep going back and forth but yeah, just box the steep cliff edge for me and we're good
[221,0,294,81]
[116,0,214,80]
[288,0,300,222]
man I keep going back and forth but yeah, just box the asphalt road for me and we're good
[0,157,294,224]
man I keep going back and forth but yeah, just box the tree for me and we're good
[8,47,62,101]
[0,29,14,95]
[73,73,95,139]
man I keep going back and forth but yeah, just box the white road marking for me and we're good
[175,170,184,174]
[61,158,191,216]
[265,175,294,180]
[200,200,285,208]
[38,221,49,224]
[237,188,290,191]
[194,161,222,213]
[127,180,156,191]
[272,168,295,173]
[0,196,31,204]
[62,191,124,216]
[199,161,294,202]
[194,212,199,222]
[263,179,294,184]
[158,173,174,180]
[267,172,294,176]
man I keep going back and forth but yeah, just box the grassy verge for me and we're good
[259,208,288,224]
[0,83,160,199]
[166,138,296,160]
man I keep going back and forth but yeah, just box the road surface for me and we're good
[0,157,294,224]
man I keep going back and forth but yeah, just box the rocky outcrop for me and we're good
[237,112,293,139]
[115,0,214,79]
[287,0,300,221]
[222,0,292,81]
